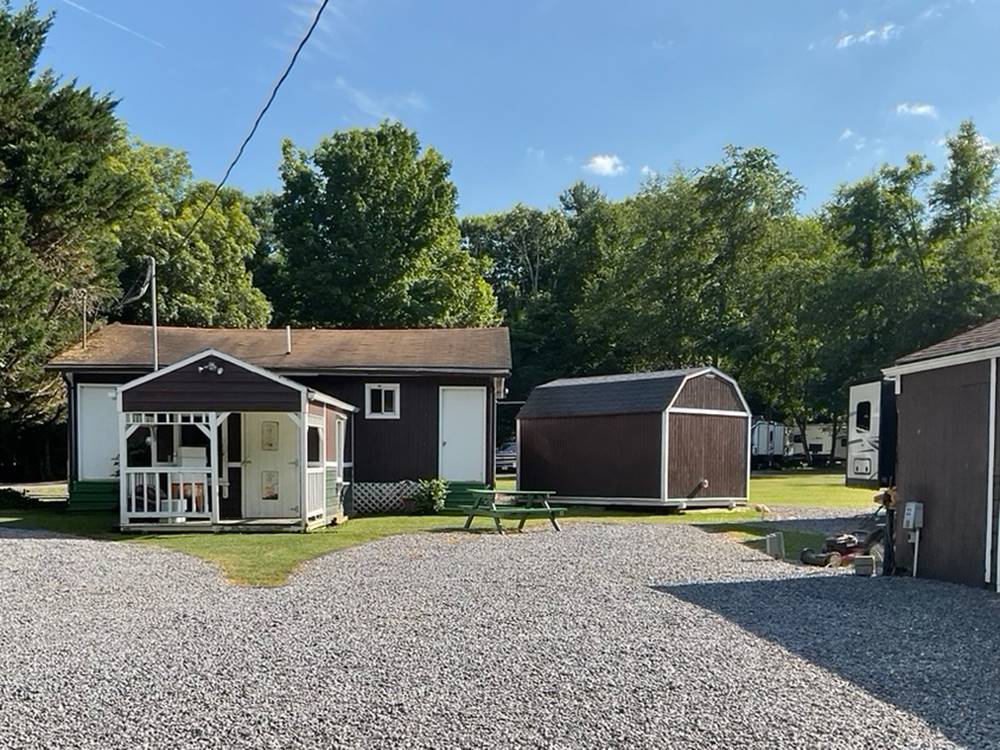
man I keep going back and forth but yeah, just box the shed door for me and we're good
[78,384,119,480]
[439,387,487,482]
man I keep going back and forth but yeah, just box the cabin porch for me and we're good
[116,349,356,532]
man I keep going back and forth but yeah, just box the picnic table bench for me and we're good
[460,488,566,534]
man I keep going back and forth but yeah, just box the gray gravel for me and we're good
[1,522,997,749]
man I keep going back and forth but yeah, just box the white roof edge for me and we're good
[307,389,358,413]
[665,366,751,415]
[882,345,1000,378]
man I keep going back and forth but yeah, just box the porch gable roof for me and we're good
[118,349,357,414]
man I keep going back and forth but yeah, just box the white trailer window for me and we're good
[857,401,872,431]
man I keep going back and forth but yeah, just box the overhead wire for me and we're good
[114,0,332,313]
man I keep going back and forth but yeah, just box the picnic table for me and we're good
[461,488,566,534]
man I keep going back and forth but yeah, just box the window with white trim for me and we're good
[365,383,400,419]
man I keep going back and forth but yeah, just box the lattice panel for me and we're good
[351,481,419,514]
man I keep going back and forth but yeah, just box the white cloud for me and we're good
[918,1,977,22]
[335,76,428,120]
[838,129,869,151]
[275,0,354,59]
[526,146,545,162]
[836,23,900,49]
[896,101,939,118]
[640,165,657,177]
[583,154,626,177]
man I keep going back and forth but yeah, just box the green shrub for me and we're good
[410,478,448,513]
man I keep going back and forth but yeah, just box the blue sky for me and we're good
[34,0,1000,215]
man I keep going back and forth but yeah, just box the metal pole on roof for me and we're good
[149,256,159,371]
[81,289,88,349]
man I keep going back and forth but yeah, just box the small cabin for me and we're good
[516,367,751,507]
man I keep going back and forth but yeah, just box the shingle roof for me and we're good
[47,323,512,374]
[895,317,1000,365]
[517,368,705,419]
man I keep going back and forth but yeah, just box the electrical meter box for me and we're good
[903,501,924,530]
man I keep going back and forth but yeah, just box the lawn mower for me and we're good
[799,488,895,569]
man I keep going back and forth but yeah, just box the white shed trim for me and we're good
[883,344,1000,382]
[664,367,752,414]
[988,357,997,589]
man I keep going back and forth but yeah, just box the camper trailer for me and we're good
[846,379,897,488]
[750,419,786,469]
[786,423,847,465]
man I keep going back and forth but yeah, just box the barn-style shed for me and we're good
[882,317,1000,587]
[516,367,751,507]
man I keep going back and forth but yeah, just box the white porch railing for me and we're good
[124,468,213,519]
[305,467,325,522]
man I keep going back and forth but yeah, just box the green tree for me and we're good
[930,120,999,239]
[578,146,800,375]
[244,191,289,320]
[460,203,569,318]
[0,1,142,429]
[114,142,271,328]
[736,217,837,456]
[274,122,498,327]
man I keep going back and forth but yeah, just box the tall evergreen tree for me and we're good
[930,120,999,239]
[0,1,141,428]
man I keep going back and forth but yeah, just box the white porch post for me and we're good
[300,401,308,528]
[209,412,220,525]
[118,409,128,528]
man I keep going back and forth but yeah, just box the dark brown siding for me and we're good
[671,374,744,411]
[298,375,495,484]
[895,361,992,586]
[519,413,662,499]
[222,414,242,519]
[667,413,748,499]
[122,358,301,412]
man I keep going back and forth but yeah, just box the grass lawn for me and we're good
[1,470,858,585]
[749,470,873,508]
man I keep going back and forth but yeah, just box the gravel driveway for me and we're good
[1,522,997,749]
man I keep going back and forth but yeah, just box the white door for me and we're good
[78,384,119,480]
[243,413,300,518]
[439,387,487,482]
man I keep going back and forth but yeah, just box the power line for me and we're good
[175,0,331,249]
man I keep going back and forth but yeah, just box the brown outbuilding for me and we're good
[516,368,751,507]
[883,317,1000,587]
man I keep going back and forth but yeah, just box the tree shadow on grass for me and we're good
[655,574,1000,747]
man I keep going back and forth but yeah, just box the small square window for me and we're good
[365,384,400,419]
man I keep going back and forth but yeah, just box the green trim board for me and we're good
[68,480,118,511]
